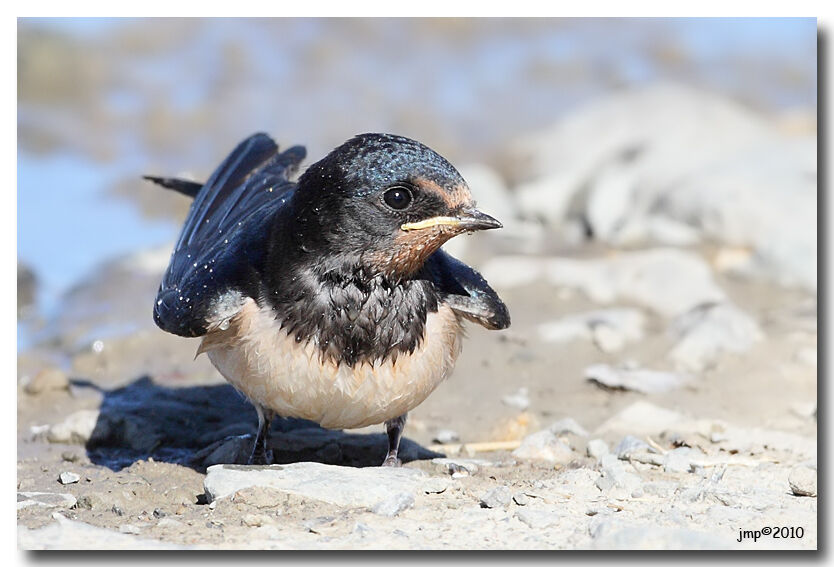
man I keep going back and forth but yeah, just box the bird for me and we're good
[146,132,510,467]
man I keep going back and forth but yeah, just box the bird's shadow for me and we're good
[78,376,442,472]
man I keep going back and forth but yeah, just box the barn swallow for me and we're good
[146,133,510,466]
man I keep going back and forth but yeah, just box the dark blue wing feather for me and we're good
[153,133,306,337]
[424,250,510,330]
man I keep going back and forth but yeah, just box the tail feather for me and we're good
[143,175,203,199]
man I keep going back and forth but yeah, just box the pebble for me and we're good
[663,447,696,473]
[17,492,77,510]
[669,302,762,372]
[537,308,646,354]
[24,367,69,395]
[599,454,642,491]
[371,492,414,517]
[422,478,451,494]
[501,387,531,410]
[549,417,589,437]
[433,458,490,477]
[586,439,610,460]
[512,430,574,463]
[585,363,690,394]
[58,472,80,485]
[788,466,817,497]
[515,508,562,529]
[613,435,652,459]
[432,429,460,444]
[75,494,106,511]
[512,492,529,506]
[479,486,512,509]
[46,410,102,445]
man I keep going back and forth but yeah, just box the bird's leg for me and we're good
[248,405,275,465]
[382,413,407,467]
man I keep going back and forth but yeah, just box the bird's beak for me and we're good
[400,208,503,232]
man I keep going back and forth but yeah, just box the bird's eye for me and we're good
[383,186,413,210]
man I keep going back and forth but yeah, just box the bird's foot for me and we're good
[248,448,274,466]
[381,454,402,467]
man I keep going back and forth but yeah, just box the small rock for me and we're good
[152,508,167,518]
[17,492,77,510]
[549,417,589,437]
[512,492,529,506]
[61,451,80,463]
[512,430,574,463]
[422,478,451,494]
[118,525,142,535]
[788,466,817,497]
[592,324,626,353]
[371,492,414,517]
[24,367,69,395]
[586,363,690,394]
[58,472,80,485]
[432,429,460,444]
[433,458,489,477]
[669,302,762,372]
[46,410,103,445]
[663,447,696,473]
[502,387,531,410]
[480,486,512,509]
[515,508,562,529]
[75,494,106,511]
[599,454,641,491]
[537,308,646,353]
[587,439,610,460]
[613,435,652,459]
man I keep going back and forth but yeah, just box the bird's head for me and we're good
[292,133,501,279]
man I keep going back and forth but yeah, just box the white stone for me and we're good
[17,492,77,511]
[585,363,690,394]
[46,410,102,445]
[537,308,646,353]
[512,430,574,463]
[203,462,430,509]
[669,302,762,372]
[501,387,530,410]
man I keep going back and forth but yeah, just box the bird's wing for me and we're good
[424,249,510,330]
[151,133,307,337]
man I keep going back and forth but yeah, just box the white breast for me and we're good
[200,298,463,429]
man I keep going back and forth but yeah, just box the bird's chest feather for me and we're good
[200,291,463,429]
